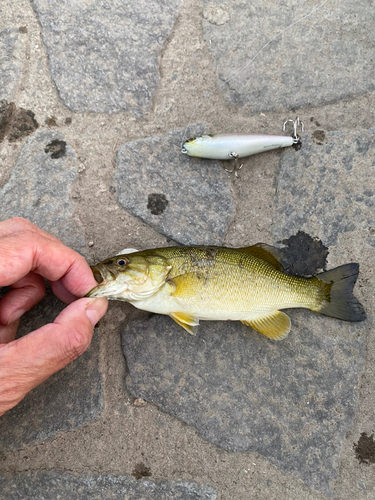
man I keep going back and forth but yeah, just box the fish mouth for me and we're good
[90,263,116,284]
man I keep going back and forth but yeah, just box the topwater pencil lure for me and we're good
[180,0,329,172]
[182,117,304,173]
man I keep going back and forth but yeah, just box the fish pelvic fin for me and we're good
[237,244,283,271]
[170,312,200,335]
[315,263,366,322]
[242,311,291,340]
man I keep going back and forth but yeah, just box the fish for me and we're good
[87,244,366,340]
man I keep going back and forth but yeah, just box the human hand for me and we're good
[0,218,108,416]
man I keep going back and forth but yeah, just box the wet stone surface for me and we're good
[0,471,218,500]
[0,129,85,251]
[122,313,365,495]
[0,290,103,451]
[273,130,375,248]
[354,433,375,465]
[31,0,181,115]
[0,101,39,143]
[279,231,329,277]
[116,129,234,245]
[202,0,375,112]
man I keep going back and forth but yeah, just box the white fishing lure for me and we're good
[182,133,295,160]
[182,117,303,166]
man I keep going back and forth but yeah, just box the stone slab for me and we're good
[116,129,234,245]
[122,312,365,496]
[0,129,84,252]
[202,0,375,113]
[0,290,103,451]
[0,28,24,102]
[0,471,217,500]
[31,0,181,115]
[273,129,375,248]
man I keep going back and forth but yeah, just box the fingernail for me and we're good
[7,309,26,326]
[85,298,108,327]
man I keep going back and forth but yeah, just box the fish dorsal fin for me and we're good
[170,312,200,335]
[241,311,291,340]
[237,244,283,271]
[116,248,139,255]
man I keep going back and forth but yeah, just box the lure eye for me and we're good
[117,258,128,266]
[186,137,196,143]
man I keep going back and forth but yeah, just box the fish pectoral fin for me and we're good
[241,311,291,341]
[237,244,283,271]
[170,312,200,336]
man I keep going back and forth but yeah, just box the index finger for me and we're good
[0,230,97,297]
[0,217,59,242]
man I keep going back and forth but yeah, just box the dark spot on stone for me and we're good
[132,462,152,480]
[354,433,375,465]
[44,139,67,159]
[313,130,326,145]
[279,230,329,277]
[65,117,72,125]
[45,116,58,127]
[109,185,116,193]
[0,101,14,143]
[8,108,39,142]
[147,193,169,215]
[19,26,28,34]
[0,101,39,143]
[309,118,321,126]
[293,138,302,151]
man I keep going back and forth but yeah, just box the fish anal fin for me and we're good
[242,311,291,340]
[170,312,200,335]
[237,244,283,271]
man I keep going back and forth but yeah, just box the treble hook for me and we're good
[225,152,243,178]
[283,117,304,144]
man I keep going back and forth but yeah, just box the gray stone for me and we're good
[116,129,234,245]
[0,471,217,500]
[273,130,375,247]
[31,0,181,115]
[0,28,24,102]
[122,312,365,495]
[0,290,103,451]
[0,129,84,251]
[202,0,375,112]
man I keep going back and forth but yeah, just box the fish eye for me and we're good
[117,259,128,266]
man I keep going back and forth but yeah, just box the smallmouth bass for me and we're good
[87,244,366,340]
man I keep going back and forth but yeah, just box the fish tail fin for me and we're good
[315,263,366,322]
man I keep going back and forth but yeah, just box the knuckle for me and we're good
[65,325,92,361]
[0,379,23,412]
[11,217,35,230]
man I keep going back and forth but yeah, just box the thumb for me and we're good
[0,297,108,415]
